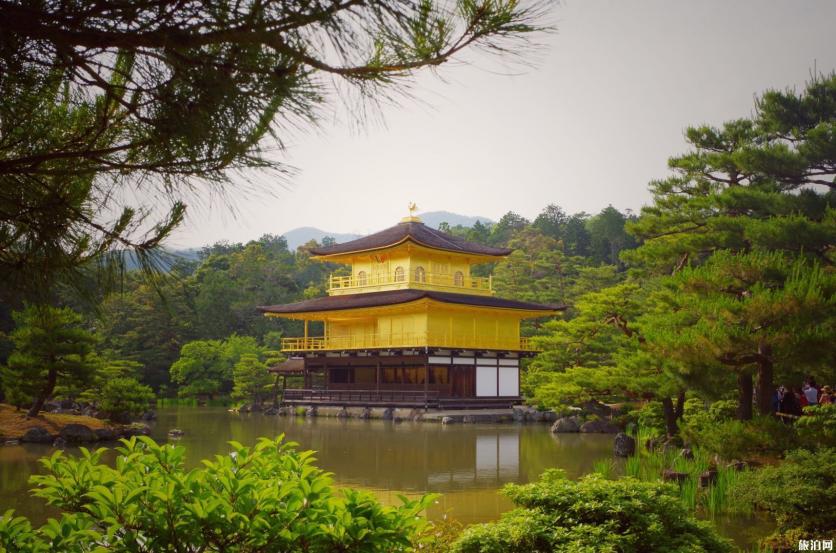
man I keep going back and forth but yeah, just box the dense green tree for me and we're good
[232,354,272,405]
[489,211,530,246]
[72,357,144,405]
[641,251,835,420]
[169,335,264,399]
[586,206,636,266]
[562,213,593,257]
[192,237,302,339]
[98,377,155,422]
[0,0,547,300]
[493,228,622,312]
[97,275,196,390]
[529,282,687,434]
[532,203,569,240]
[625,75,835,274]
[169,340,227,399]
[467,220,492,244]
[2,306,97,416]
[624,75,835,416]
[530,204,595,257]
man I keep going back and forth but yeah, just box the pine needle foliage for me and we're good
[0,0,550,300]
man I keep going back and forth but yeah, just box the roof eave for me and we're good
[309,237,510,260]
[257,297,565,318]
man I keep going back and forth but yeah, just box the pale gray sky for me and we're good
[169,0,836,248]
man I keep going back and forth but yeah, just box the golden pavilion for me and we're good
[258,211,562,409]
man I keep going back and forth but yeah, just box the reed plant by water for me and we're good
[592,458,617,479]
[704,467,750,516]
[626,427,749,518]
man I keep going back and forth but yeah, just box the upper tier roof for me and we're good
[257,289,563,315]
[308,221,512,257]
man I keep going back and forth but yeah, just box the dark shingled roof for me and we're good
[258,289,563,315]
[308,221,512,257]
[268,358,305,374]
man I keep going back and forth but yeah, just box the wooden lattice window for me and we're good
[394,266,405,282]
[414,266,426,283]
[454,271,465,286]
[357,270,367,286]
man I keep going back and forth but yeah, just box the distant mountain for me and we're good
[281,212,493,250]
[282,227,362,250]
[168,248,202,262]
[121,247,201,270]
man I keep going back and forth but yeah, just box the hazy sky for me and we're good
[169,0,836,248]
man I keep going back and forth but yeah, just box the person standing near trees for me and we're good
[772,386,785,413]
[779,387,802,418]
[803,378,819,406]
[819,386,833,405]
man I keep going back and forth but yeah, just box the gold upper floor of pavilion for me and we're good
[310,216,510,297]
[327,269,493,295]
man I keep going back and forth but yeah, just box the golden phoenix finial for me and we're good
[401,202,421,223]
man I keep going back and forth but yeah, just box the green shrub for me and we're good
[636,401,666,437]
[682,416,797,460]
[682,397,706,420]
[707,400,738,421]
[0,436,433,552]
[98,377,155,422]
[732,448,836,548]
[451,469,731,553]
[796,404,836,450]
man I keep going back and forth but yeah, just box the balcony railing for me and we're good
[328,269,492,295]
[283,389,442,407]
[281,333,538,352]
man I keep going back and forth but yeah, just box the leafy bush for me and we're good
[796,404,836,450]
[0,436,434,552]
[732,448,836,548]
[682,416,797,460]
[636,401,666,437]
[450,469,731,553]
[682,397,706,419]
[98,377,155,422]
[707,400,738,421]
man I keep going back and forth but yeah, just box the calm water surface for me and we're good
[0,406,770,546]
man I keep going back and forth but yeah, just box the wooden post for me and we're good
[376,361,381,394]
[424,363,429,408]
[303,320,308,346]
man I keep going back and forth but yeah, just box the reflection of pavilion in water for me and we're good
[278,420,524,491]
[427,432,519,489]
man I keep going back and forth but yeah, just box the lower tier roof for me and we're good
[257,289,563,315]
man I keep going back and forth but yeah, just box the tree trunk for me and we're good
[272,374,281,408]
[27,366,57,417]
[674,390,686,420]
[661,397,678,436]
[736,372,753,421]
[756,344,774,416]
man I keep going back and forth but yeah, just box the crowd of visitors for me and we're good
[773,377,833,417]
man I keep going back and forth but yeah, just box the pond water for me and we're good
[0,406,771,547]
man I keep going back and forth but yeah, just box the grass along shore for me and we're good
[0,403,110,440]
